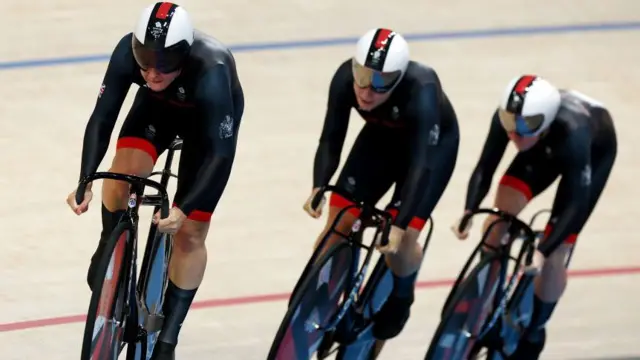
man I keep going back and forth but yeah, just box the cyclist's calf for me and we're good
[103,148,155,211]
[486,183,571,334]
[486,184,570,302]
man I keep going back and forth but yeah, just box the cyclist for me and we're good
[452,75,617,359]
[303,27,460,340]
[65,2,244,359]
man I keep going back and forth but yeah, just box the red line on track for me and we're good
[1,265,638,333]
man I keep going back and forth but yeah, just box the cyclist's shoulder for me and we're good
[331,58,354,82]
[107,32,137,70]
[189,30,235,66]
[326,58,356,101]
[403,61,441,87]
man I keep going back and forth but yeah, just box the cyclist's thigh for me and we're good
[499,144,562,206]
[390,128,460,231]
[331,124,405,213]
[386,122,460,230]
[566,132,618,238]
[116,88,181,166]
[172,116,239,225]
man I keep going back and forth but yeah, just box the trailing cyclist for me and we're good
[452,74,617,359]
[303,27,460,340]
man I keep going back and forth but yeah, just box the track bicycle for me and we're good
[79,138,182,360]
[267,185,433,360]
[424,208,574,359]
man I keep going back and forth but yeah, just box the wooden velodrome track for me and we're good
[0,0,638,359]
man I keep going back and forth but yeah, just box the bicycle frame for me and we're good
[300,186,393,334]
[477,227,531,340]
[443,208,549,313]
[360,215,434,318]
[441,208,539,343]
[318,213,389,333]
[289,201,387,308]
[136,138,182,334]
[77,140,178,359]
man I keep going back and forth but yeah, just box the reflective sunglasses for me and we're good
[132,38,188,74]
[498,108,545,137]
[352,59,401,94]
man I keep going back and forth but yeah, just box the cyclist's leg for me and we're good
[372,125,460,340]
[480,145,560,251]
[312,124,400,256]
[151,94,243,358]
[87,89,178,290]
[479,144,560,355]
[521,120,617,355]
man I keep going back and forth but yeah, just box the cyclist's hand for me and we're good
[377,225,405,255]
[67,186,93,215]
[524,249,545,276]
[154,207,187,235]
[303,187,325,218]
[451,211,472,240]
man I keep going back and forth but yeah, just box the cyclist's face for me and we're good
[353,83,391,111]
[140,68,181,92]
[507,131,540,151]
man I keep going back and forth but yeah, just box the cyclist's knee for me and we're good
[313,205,357,252]
[403,227,420,242]
[481,214,509,248]
[326,205,358,234]
[494,183,529,214]
[545,243,572,270]
[103,148,156,207]
[109,148,155,176]
[398,227,422,254]
[482,184,529,247]
[174,219,210,253]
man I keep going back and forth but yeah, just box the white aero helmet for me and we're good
[132,2,194,73]
[498,75,561,137]
[352,28,409,93]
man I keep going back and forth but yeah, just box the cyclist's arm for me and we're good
[538,129,591,256]
[394,83,440,229]
[463,110,509,211]
[174,64,238,217]
[78,34,135,182]
[313,61,353,188]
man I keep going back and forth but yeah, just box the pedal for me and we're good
[332,322,356,345]
[136,327,149,342]
[478,323,504,353]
